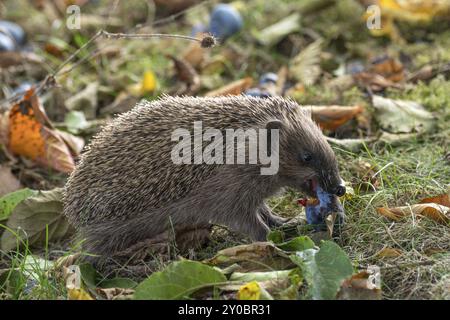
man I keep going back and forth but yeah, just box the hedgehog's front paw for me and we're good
[267,215,289,227]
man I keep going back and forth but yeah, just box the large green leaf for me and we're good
[277,236,316,252]
[134,260,226,300]
[0,189,38,221]
[0,188,74,251]
[291,241,353,300]
[79,263,137,290]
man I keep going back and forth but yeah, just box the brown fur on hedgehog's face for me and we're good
[268,112,345,198]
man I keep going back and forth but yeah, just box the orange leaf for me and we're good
[369,57,404,83]
[206,77,254,97]
[308,105,364,131]
[377,203,450,225]
[419,192,450,207]
[7,88,77,173]
[8,90,46,160]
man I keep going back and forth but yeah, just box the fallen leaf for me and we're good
[141,70,158,94]
[237,281,265,300]
[0,188,74,251]
[369,56,404,83]
[0,111,9,147]
[182,40,207,68]
[375,247,403,258]
[204,242,292,272]
[205,77,253,96]
[134,260,226,300]
[290,39,323,86]
[419,191,450,207]
[56,129,85,156]
[96,287,134,300]
[8,89,77,173]
[254,13,301,46]
[337,266,382,300]
[0,166,22,197]
[0,51,43,68]
[291,241,353,300]
[64,265,94,300]
[167,54,200,94]
[326,136,375,152]
[307,105,363,131]
[354,72,403,91]
[372,95,436,134]
[0,188,37,221]
[377,203,449,224]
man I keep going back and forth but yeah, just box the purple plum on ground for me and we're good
[209,4,243,41]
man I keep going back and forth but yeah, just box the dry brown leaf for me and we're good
[205,77,254,97]
[307,105,364,131]
[0,166,22,197]
[377,203,450,224]
[56,129,84,156]
[419,191,450,207]
[375,247,403,258]
[0,51,43,68]
[337,266,382,300]
[0,111,9,147]
[167,54,200,94]
[353,72,403,92]
[204,242,291,272]
[182,40,207,69]
[369,57,404,83]
[96,287,134,300]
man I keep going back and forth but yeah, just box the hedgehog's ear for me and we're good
[266,119,283,130]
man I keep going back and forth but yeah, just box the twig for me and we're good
[0,30,215,110]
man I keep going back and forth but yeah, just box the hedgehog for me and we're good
[63,95,346,264]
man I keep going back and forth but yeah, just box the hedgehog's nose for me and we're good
[333,185,346,197]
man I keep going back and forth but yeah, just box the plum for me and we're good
[0,20,26,50]
[298,185,344,231]
[209,4,243,41]
[0,33,15,51]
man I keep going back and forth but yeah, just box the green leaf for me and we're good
[134,260,226,300]
[78,263,99,289]
[78,263,137,289]
[98,277,138,289]
[267,230,284,243]
[277,236,315,252]
[0,188,74,251]
[291,241,353,300]
[0,189,38,221]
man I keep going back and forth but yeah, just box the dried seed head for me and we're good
[200,34,217,48]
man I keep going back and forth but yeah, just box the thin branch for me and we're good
[0,30,215,110]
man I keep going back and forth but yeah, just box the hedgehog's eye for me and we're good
[300,152,313,162]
